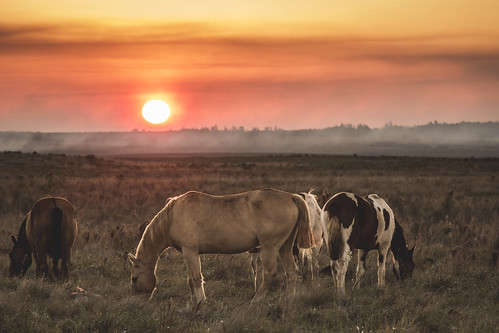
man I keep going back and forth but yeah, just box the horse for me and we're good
[322,192,414,293]
[128,189,315,304]
[9,196,78,279]
[250,190,325,289]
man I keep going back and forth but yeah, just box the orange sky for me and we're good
[1,1,498,131]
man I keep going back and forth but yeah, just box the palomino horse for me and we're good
[9,197,78,279]
[250,191,325,289]
[128,189,315,304]
[322,192,414,293]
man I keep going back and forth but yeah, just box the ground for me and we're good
[0,152,497,332]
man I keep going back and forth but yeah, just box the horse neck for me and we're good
[17,216,30,248]
[390,220,408,260]
[136,204,172,265]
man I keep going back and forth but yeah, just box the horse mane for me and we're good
[137,197,176,261]
[16,216,31,249]
[17,216,27,240]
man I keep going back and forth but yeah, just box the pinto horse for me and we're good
[128,189,315,304]
[9,197,78,279]
[250,191,325,289]
[322,192,414,293]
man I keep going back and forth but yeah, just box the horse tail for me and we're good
[327,215,343,260]
[292,194,315,249]
[51,203,64,258]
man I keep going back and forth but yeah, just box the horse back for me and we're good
[26,197,77,258]
[324,192,379,256]
[169,189,305,253]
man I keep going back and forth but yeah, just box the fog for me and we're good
[1,122,498,157]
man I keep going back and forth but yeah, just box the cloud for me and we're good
[1,22,498,131]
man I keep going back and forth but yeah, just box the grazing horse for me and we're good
[298,191,326,283]
[322,192,414,293]
[250,191,325,289]
[128,189,315,304]
[9,197,78,279]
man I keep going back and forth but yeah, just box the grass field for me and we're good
[0,152,498,332]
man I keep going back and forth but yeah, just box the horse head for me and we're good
[393,245,415,280]
[9,235,32,277]
[128,253,157,297]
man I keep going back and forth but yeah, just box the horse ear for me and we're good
[128,253,138,264]
[11,235,17,245]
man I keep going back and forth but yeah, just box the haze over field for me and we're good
[1,122,498,157]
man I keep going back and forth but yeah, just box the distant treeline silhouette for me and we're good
[1,122,498,157]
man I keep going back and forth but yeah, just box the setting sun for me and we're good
[142,100,171,124]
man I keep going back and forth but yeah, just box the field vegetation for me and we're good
[0,151,498,332]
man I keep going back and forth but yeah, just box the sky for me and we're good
[1,1,498,132]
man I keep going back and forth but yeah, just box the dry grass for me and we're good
[0,152,498,332]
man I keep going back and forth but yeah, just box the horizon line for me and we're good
[1,120,498,134]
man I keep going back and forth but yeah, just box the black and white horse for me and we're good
[322,192,414,293]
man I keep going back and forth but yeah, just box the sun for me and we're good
[142,99,171,124]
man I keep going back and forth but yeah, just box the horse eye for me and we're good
[132,277,138,283]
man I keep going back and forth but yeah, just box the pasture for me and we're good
[0,151,497,332]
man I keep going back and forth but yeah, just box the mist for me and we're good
[1,122,498,157]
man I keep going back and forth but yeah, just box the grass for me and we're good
[0,152,498,332]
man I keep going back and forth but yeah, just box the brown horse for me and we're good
[128,189,315,304]
[323,192,414,293]
[9,197,78,279]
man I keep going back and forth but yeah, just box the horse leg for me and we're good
[250,252,261,292]
[377,247,389,288]
[331,260,340,286]
[279,234,299,299]
[251,247,278,303]
[183,248,206,304]
[312,247,320,285]
[300,248,313,284]
[61,251,71,280]
[332,245,352,294]
[52,257,60,279]
[34,248,49,277]
[353,250,368,289]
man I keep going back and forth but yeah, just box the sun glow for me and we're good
[142,99,171,124]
